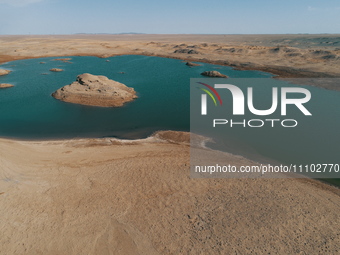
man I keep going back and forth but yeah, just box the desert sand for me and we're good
[0,131,339,254]
[0,34,340,89]
[0,35,339,254]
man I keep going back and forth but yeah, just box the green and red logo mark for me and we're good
[197,82,223,115]
[197,82,223,106]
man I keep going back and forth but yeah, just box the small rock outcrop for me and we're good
[0,69,11,76]
[0,83,14,89]
[187,45,198,48]
[53,58,72,63]
[50,68,64,72]
[52,73,137,107]
[201,71,228,78]
[174,49,199,54]
[186,62,201,67]
[54,58,71,61]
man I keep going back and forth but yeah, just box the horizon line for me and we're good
[1,32,340,36]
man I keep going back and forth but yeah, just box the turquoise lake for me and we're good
[0,55,339,183]
[0,55,270,139]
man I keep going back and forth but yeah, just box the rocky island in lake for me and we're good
[52,73,137,107]
[0,69,11,76]
[185,61,201,67]
[201,70,228,78]
[0,83,14,89]
[50,68,63,72]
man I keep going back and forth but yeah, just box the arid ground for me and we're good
[1,34,340,89]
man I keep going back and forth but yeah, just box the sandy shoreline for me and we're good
[1,34,340,90]
[0,131,339,254]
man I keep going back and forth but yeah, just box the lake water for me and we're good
[0,55,270,139]
[0,55,339,183]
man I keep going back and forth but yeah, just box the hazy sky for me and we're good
[0,0,339,34]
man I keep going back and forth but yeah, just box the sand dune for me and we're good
[0,132,339,254]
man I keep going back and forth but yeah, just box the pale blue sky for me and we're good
[0,0,339,34]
